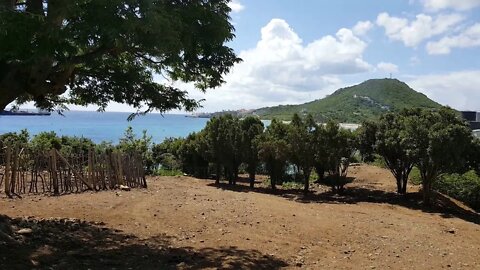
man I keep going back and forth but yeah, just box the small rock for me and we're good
[296,262,303,267]
[447,228,456,234]
[120,185,131,191]
[17,228,33,235]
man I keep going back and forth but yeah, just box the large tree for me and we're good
[0,0,240,115]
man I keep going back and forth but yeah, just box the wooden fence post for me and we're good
[4,146,11,198]
[116,152,124,186]
[88,147,94,189]
[51,149,59,195]
[10,145,19,194]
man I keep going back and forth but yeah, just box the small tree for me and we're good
[258,119,289,190]
[287,114,316,193]
[312,123,327,182]
[373,111,417,195]
[179,132,209,178]
[152,137,184,171]
[410,108,473,205]
[204,115,243,185]
[356,120,378,162]
[240,116,264,188]
[204,117,225,183]
[117,127,154,173]
[321,121,356,193]
[219,115,243,185]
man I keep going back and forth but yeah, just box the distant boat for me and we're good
[0,109,51,116]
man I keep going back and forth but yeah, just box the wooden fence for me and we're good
[0,145,146,198]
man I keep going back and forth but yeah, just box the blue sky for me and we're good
[104,0,480,112]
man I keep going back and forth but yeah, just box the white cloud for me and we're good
[376,12,464,47]
[421,0,480,11]
[377,62,399,73]
[352,20,374,36]
[426,23,480,54]
[228,0,245,13]
[408,70,480,110]
[183,19,373,112]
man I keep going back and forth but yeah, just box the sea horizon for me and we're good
[0,110,210,143]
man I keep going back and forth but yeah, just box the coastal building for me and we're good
[460,111,480,132]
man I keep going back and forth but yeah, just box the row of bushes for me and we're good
[153,114,356,193]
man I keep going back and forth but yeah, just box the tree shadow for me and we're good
[0,215,288,270]
[208,179,480,226]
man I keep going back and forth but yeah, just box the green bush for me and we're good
[409,167,422,185]
[369,155,387,169]
[434,171,480,211]
[281,181,304,190]
[154,168,183,177]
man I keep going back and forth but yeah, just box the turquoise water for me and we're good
[0,111,210,143]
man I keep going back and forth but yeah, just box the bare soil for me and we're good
[1,164,480,269]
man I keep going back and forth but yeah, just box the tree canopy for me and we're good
[0,0,240,115]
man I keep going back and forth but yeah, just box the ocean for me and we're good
[0,111,210,143]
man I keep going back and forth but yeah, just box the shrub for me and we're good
[434,171,480,211]
[154,168,183,177]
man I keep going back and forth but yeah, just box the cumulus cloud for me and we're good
[352,20,374,36]
[376,12,464,47]
[228,0,245,13]
[421,0,480,11]
[184,19,373,112]
[377,62,399,73]
[408,70,480,110]
[426,23,480,54]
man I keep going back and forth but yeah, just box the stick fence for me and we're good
[0,145,146,198]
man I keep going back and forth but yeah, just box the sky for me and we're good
[84,0,480,113]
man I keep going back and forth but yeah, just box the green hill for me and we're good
[253,78,442,123]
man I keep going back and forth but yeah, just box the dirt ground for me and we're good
[1,164,480,269]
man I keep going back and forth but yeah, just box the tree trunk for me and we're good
[423,180,432,206]
[248,171,255,188]
[396,176,402,194]
[303,168,311,194]
[248,163,256,188]
[401,176,408,195]
[233,166,238,186]
[215,164,220,185]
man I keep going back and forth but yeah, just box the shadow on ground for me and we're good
[208,178,480,226]
[0,215,288,270]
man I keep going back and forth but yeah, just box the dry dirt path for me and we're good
[1,165,480,269]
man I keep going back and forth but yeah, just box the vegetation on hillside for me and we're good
[254,79,441,123]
